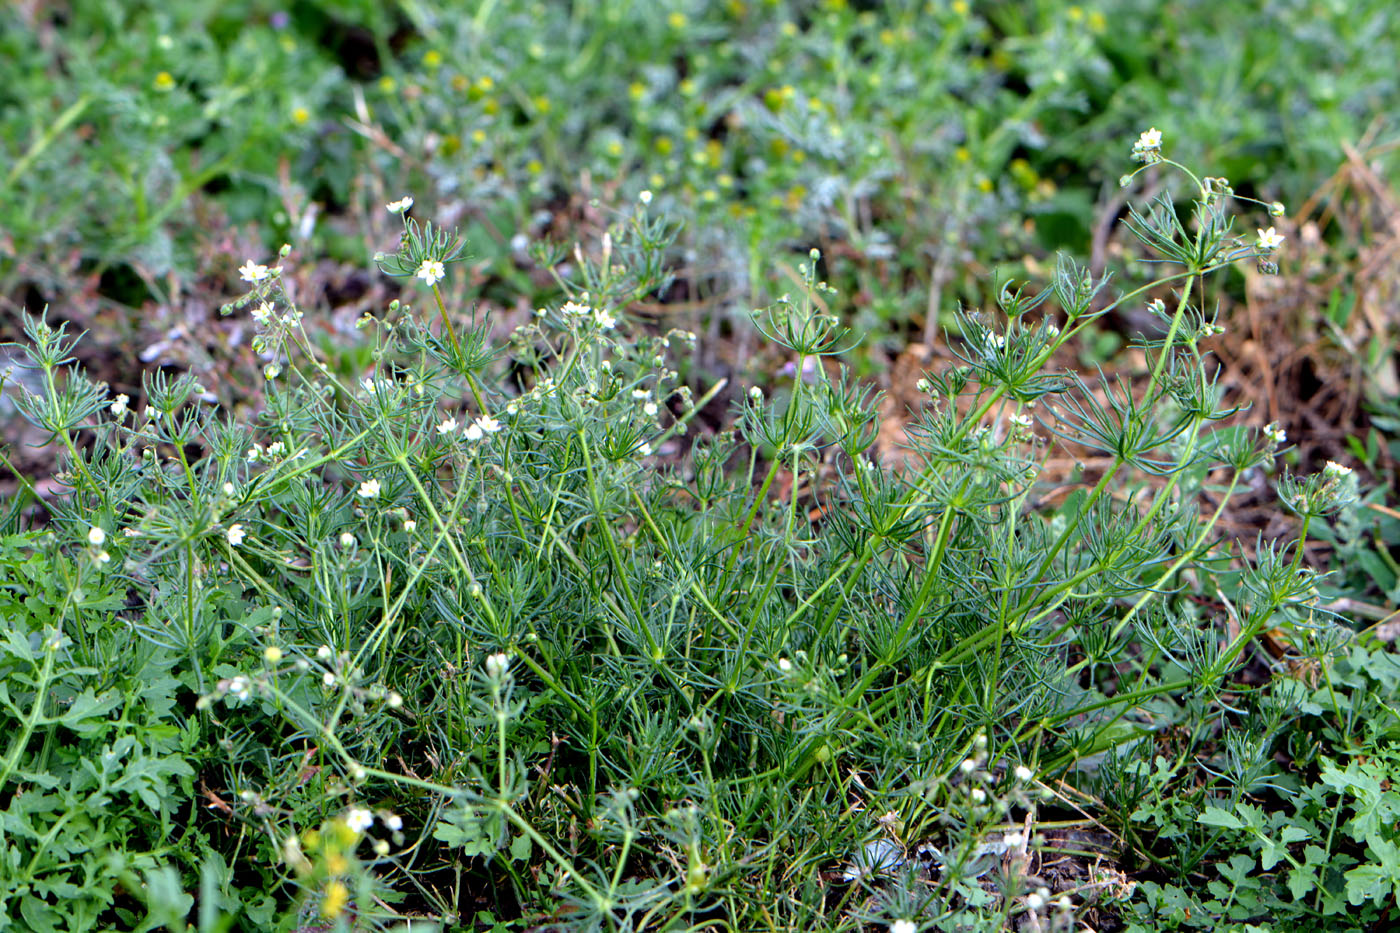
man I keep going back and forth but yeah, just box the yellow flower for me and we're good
[321,881,349,918]
[153,71,175,92]
[291,106,310,125]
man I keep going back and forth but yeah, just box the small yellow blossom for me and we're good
[321,881,350,918]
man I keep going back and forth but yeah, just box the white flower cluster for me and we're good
[1131,126,1163,164]
[557,299,617,330]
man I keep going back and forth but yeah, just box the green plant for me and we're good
[1111,643,1400,932]
[0,132,1373,930]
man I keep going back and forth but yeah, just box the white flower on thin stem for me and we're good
[358,479,381,499]
[1264,422,1286,445]
[386,196,414,214]
[88,526,107,547]
[594,307,617,330]
[1131,126,1163,163]
[385,813,403,831]
[1256,227,1285,252]
[345,807,374,833]
[416,259,446,287]
[110,394,129,418]
[340,532,356,548]
[239,260,271,283]
[317,644,333,660]
[485,653,510,678]
[890,920,917,933]
[1015,764,1034,782]
[437,417,458,435]
[226,524,247,546]
[475,415,501,434]
[639,189,653,204]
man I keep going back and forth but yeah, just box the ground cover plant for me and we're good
[4,120,1394,932]
[7,0,1399,370]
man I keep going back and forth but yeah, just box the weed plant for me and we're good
[0,136,1372,931]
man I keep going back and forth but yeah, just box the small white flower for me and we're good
[372,839,390,857]
[890,920,917,933]
[239,260,272,283]
[971,787,987,803]
[386,691,403,708]
[465,422,484,442]
[247,445,263,463]
[345,807,374,833]
[88,526,107,546]
[322,671,336,687]
[226,524,247,546]
[385,813,404,831]
[594,307,617,330]
[416,259,446,287]
[340,532,356,548]
[644,401,658,417]
[639,189,653,204]
[637,442,652,457]
[222,482,235,496]
[386,195,414,214]
[317,644,333,660]
[228,675,250,699]
[475,415,502,434]
[358,479,381,499]
[1323,460,1353,479]
[1256,226,1285,252]
[1026,892,1045,911]
[1015,764,1034,782]
[1131,126,1163,163]
[560,300,591,318]
[251,302,274,325]
[266,441,285,458]
[1147,297,1166,316]
[1264,422,1286,445]
[778,658,792,672]
[959,758,977,774]
[403,519,417,533]
[485,653,510,678]
[110,394,129,418]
